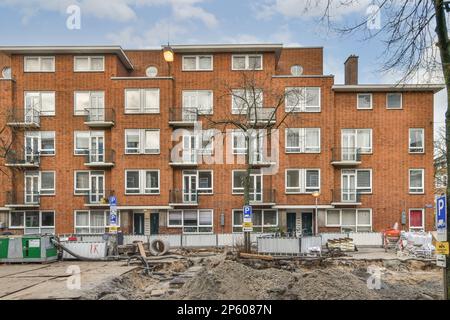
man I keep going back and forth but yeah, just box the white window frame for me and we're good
[409,128,425,153]
[357,93,373,110]
[124,129,160,154]
[285,87,321,113]
[25,131,56,156]
[24,91,55,116]
[74,91,104,116]
[73,131,104,155]
[183,170,213,194]
[9,211,55,232]
[182,55,213,71]
[325,209,373,232]
[232,170,263,194]
[74,56,105,72]
[24,56,55,72]
[182,90,213,114]
[74,210,121,234]
[73,171,104,195]
[386,93,403,109]
[408,208,425,231]
[124,88,160,114]
[342,129,373,154]
[24,171,56,196]
[341,169,373,194]
[167,209,214,234]
[409,169,425,194]
[232,54,263,71]
[285,128,321,153]
[285,169,321,194]
[231,88,263,114]
[125,170,160,195]
[232,209,278,232]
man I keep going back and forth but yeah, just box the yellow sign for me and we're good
[109,226,118,233]
[435,242,449,255]
[243,222,253,228]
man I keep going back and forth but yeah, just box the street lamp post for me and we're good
[312,191,320,235]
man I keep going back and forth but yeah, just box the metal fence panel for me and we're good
[62,242,107,260]
[183,234,217,247]
[349,232,383,247]
[301,236,322,253]
[320,233,349,246]
[123,235,148,245]
[257,237,301,254]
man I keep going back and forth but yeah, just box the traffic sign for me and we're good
[437,254,447,268]
[436,242,449,255]
[437,195,447,240]
[243,205,252,218]
[109,196,117,206]
[243,205,253,232]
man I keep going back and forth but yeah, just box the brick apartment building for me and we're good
[0,44,443,236]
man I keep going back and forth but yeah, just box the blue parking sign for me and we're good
[437,195,447,233]
[109,196,117,206]
[243,205,252,218]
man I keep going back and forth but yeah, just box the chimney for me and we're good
[344,55,359,85]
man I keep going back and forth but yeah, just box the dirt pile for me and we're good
[170,259,442,300]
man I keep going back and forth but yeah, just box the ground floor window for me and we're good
[167,209,213,233]
[325,209,372,232]
[74,210,120,234]
[232,209,278,233]
[409,209,424,231]
[9,211,55,234]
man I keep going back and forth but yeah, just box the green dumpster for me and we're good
[0,235,58,263]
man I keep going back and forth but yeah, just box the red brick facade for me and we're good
[0,45,441,236]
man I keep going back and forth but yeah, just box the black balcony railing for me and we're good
[7,107,40,127]
[245,188,276,204]
[332,189,361,204]
[84,190,114,205]
[84,149,115,165]
[84,108,115,125]
[169,107,198,123]
[6,190,40,206]
[169,189,199,204]
[331,147,361,163]
[6,148,40,166]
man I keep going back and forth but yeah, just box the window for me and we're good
[232,130,247,154]
[409,209,424,231]
[24,56,55,72]
[74,210,120,234]
[25,131,55,155]
[74,171,104,195]
[197,171,213,194]
[285,169,320,194]
[10,211,55,233]
[74,91,104,115]
[325,209,372,232]
[342,169,372,193]
[232,89,263,114]
[232,170,262,194]
[182,55,213,71]
[167,209,213,233]
[409,129,424,153]
[357,94,372,109]
[125,89,160,113]
[200,130,215,155]
[342,129,372,154]
[232,209,278,232]
[285,87,321,112]
[387,93,402,109]
[232,54,263,70]
[409,169,424,193]
[124,129,160,154]
[25,91,55,116]
[74,131,104,155]
[182,90,213,114]
[285,128,320,153]
[40,172,55,195]
[74,56,104,72]
[125,170,160,194]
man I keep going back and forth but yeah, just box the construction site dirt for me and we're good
[80,249,444,301]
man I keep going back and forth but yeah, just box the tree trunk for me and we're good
[433,0,450,300]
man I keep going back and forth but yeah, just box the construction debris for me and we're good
[326,238,357,252]
[239,252,274,261]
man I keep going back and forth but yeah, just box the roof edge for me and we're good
[332,84,445,93]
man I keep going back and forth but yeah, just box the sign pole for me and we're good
[436,195,449,299]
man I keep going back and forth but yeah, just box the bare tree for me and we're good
[435,126,447,194]
[193,70,304,252]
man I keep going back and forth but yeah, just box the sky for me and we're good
[0,0,446,132]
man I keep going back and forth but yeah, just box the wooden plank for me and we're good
[239,252,273,261]
[137,242,147,258]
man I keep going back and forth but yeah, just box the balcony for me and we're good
[331,189,361,206]
[169,189,199,207]
[5,149,40,168]
[7,108,40,128]
[84,149,115,168]
[249,108,276,126]
[331,148,362,167]
[169,149,199,167]
[5,190,40,208]
[84,190,113,207]
[235,189,276,207]
[169,107,198,127]
[84,108,115,128]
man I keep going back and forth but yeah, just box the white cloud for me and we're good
[255,0,372,20]
[0,0,218,26]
